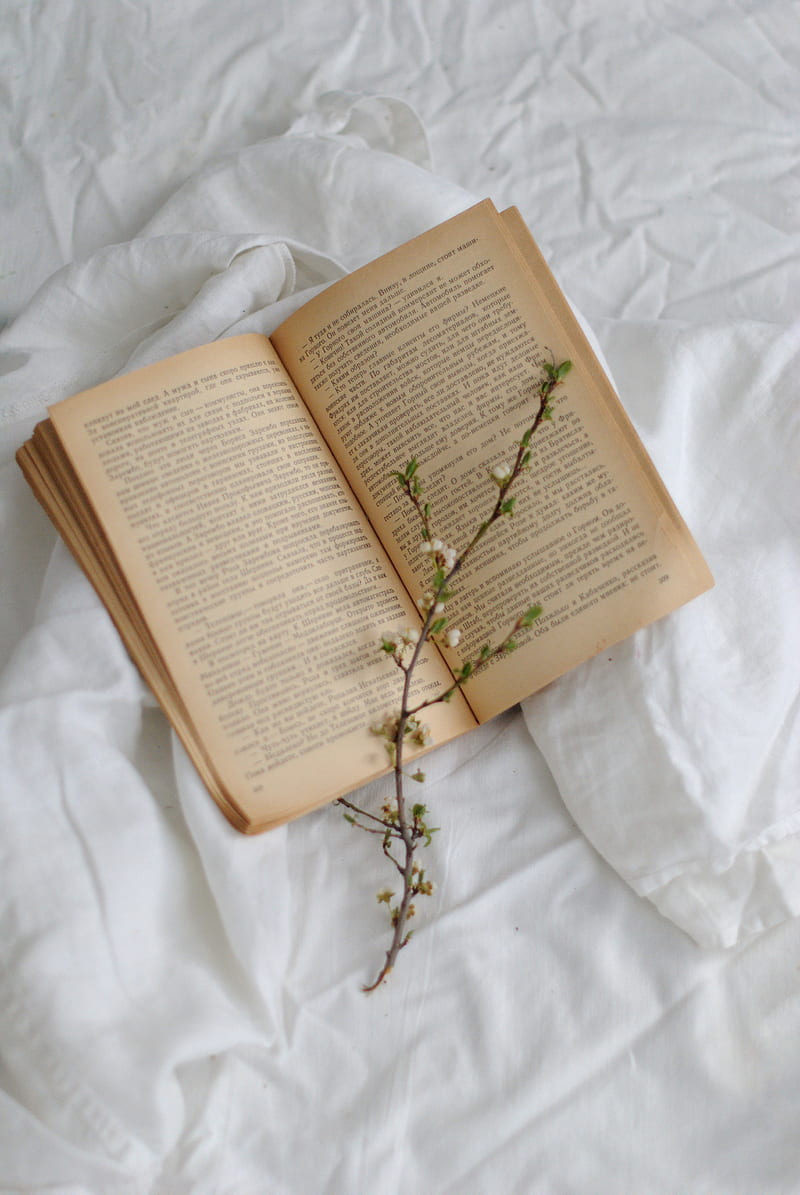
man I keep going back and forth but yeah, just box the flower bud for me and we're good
[490,462,512,484]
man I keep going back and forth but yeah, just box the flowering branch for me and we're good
[338,357,572,991]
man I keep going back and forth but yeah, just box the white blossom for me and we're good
[444,627,462,647]
[412,722,433,747]
[490,462,513,484]
[371,711,400,738]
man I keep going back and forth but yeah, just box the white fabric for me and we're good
[2,4,800,1191]
[5,101,797,953]
[524,316,800,947]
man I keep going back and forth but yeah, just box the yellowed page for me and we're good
[18,429,244,825]
[44,334,473,831]
[272,201,713,722]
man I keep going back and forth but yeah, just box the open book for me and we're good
[17,200,713,833]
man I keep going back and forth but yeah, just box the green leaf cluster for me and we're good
[520,604,543,627]
[543,359,572,382]
[392,458,424,497]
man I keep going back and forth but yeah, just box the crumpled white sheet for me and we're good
[1,93,799,1188]
[523,315,800,946]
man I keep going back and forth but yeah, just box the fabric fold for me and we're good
[522,316,800,947]
[0,92,798,1186]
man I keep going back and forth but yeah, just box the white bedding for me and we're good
[2,4,799,1192]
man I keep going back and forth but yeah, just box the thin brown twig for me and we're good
[358,361,570,992]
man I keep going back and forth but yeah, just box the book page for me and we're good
[272,201,713,722]
[45,334,473,831]
[18,424,239,822]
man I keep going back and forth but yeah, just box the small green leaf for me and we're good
[557,360,572,379]
[431,617,448,634]
[521,604,543,627]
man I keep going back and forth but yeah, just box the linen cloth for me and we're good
[0,94,798,1188]
[524,314,800,947]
